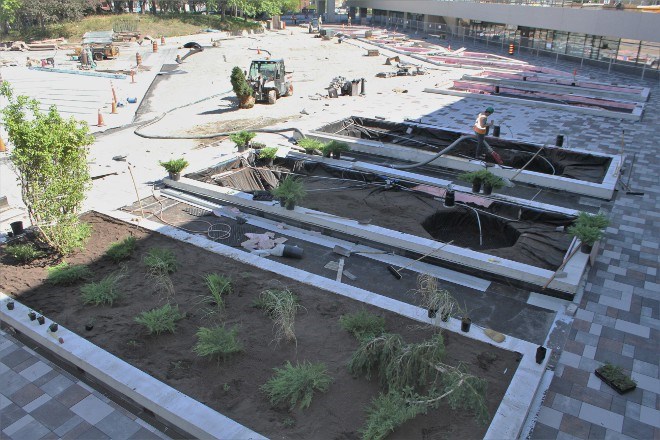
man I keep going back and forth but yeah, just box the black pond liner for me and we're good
[189,156,576,271]
[314,116,611,183]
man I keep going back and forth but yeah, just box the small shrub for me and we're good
[255,289,302,343]
[229,130,256,149]
[568,223,603,246]
[271,175,306,206]
[193,325,243,360]
[159,158,189,174]
[47,262,92,286]
[297,138,324,154]
[360,390,427,440]
[80,271,124,306]
[322,140,350,155]
[259,147,278,160]
[135,303,184,335]
[105,236,137,262]
[459,169,493,183]
[205,273,232,307]
[5,243,44,263]
[144,247,177,274]
[576,211,609,229]
[339,311,385,339]
[41,217,91,256]
[261,361,333,410]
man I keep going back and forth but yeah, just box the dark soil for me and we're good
[0,212,520,440]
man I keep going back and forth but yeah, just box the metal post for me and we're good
[556,51,559,64]
[641,61,646,80]
[608,55,613,73]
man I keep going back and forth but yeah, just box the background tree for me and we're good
[1,82,94,255]
[0,0,22,35]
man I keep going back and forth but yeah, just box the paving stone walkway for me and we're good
[0,328,171,440]
[399,33,659,440]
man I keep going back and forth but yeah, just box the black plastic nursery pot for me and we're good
[49,323,58,332]
[441,311,450,322]
[10,221,24,236]
[444,191,455,207]
[85,323,94,331]
[461,317,472,332]
[482,183,493,195]
[536,346,547,364]
[6,301,14,310]
[471,180,482,193]
[279,197,286,207]
[37,315,45,325]
[285,200,296,210]
[28,311,36,321]
[581,243,593,254]
[428,308,438,319]
[169,172,181,181]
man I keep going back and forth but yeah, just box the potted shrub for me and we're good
[595,363,637,394]
[568,223,603,254]
[37,315,45,325]
[229,131,256,153]
[482,173,506,195]
[415,274,460,322]
[459,169,492,193]
[258,147,278,166]
[271,175,306,210]
[322,140,350,159]
[576,211,609,229]
[49,323,59,332]
[231,66,255,109]
[159,158,189,181]
[28,310,37,321]
[297,138,324,155]
[6,300,15,310]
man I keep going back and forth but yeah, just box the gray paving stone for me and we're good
[552,394,583,417]
[53,415,84,437]
[0,403,28,431]
[625,401,641,420]
[639,402,660,427]
[18,360,52,382]
[95,410,142,439]
[0,348,31,369]
[575,330,600,347]
[587,424,606,439]
[23,393,51,412]
[0,369,30,397]
[583,345,596,359]
[579,402,624,432]
[129,427,167,440]
[41,374,74,397]
[537,406,564,429]
[70,394,114,425]
[72,425,111,440]
[633,359,659,377]
[614,319,650,338]
[2,414,35,437]
[7,419,50,440]
[30,398,76,431]
[622,343,635,358]
[589,323,602,336]
[559,351,582,369]
[622,417,655,438]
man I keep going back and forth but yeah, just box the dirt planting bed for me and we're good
[0,212,520,439]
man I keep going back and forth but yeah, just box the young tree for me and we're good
[1,82,94,255]
[230,66,254,108]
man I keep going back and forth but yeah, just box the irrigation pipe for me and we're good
[133,88,305,141]
[459,203,483,246]
[388,135,475,170]
[510,145,546,181]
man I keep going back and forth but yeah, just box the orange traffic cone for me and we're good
[111,100,117,114]
[257,48,261,55]
[0,136,6,153]
[97,109,105,127]
[111,83,117,103]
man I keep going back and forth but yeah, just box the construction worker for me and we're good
[473,107,494,159]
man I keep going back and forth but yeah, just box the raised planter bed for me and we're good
[0,211,521,439]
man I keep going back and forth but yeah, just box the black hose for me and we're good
[133,88,305,140]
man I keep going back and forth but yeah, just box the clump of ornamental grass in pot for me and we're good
[459,169,494,194]
[568,223,604,254]
[159,158,189,181]
[271,175,306,210]
[482,173,506,195]
[297,138,324,156]
[322,140,350,159]
[229,131,256,153]
[258,147,278,166]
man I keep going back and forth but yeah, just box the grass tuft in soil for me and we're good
[47,262,92,286]
[261,361,333,410]
[143,247,178,274]
[193,325,243,360]
[80,270,125,306]
[360,390,428,440]
[255,288,302,344]
[339,310,386,340]
[5,243,44,263]
[105,236,137,263]
[135,303,184,335]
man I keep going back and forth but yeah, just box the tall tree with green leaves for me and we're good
[0,0,22,35]
[0,82,94,255]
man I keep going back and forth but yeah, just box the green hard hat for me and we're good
[485,107,495,113]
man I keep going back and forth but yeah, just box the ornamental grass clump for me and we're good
[261,361,333,410]
[47,262,92,286]
[80,270,124,306]
[135,303,184,335]
[105,236,137,263]
[158,158,189,174]
[415,274,460,321]
[339,310,385,340]
[255,288,302,343]
[297,138,324,155]
[5,243,44,263]
[197,273,232,318]
[193,325,243,360]
[143,247,178,275]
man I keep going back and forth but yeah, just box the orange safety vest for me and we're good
[473,113,488,135]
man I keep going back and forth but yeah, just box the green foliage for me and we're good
[339,311,385,339]
[322,140,350,155]
[193,325,243,359]
[143,248,178,275]
[159,158,189,174]
[458,169,494,183]
[567,224,603,246]
[47,262,91,285]
[438,363,489,425]
[261,361,333,410]
[348,333,446,391]
[229,130,256,148]
[255,288,302,343]
[230,67,254,103]
[576,211,609,229]
[597,363,637,390]
[360,390,428,440]
[80,271,124,306]
[1,82,93,256]
[482,172,506,189]
[105,236,137,263]
[198,273,232,316]
[259,147,278,160]
[415,274,460,321]
[135,303,184,335]
[5,243,44,263]
[271,175,306,205]
[297,138,324,154]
